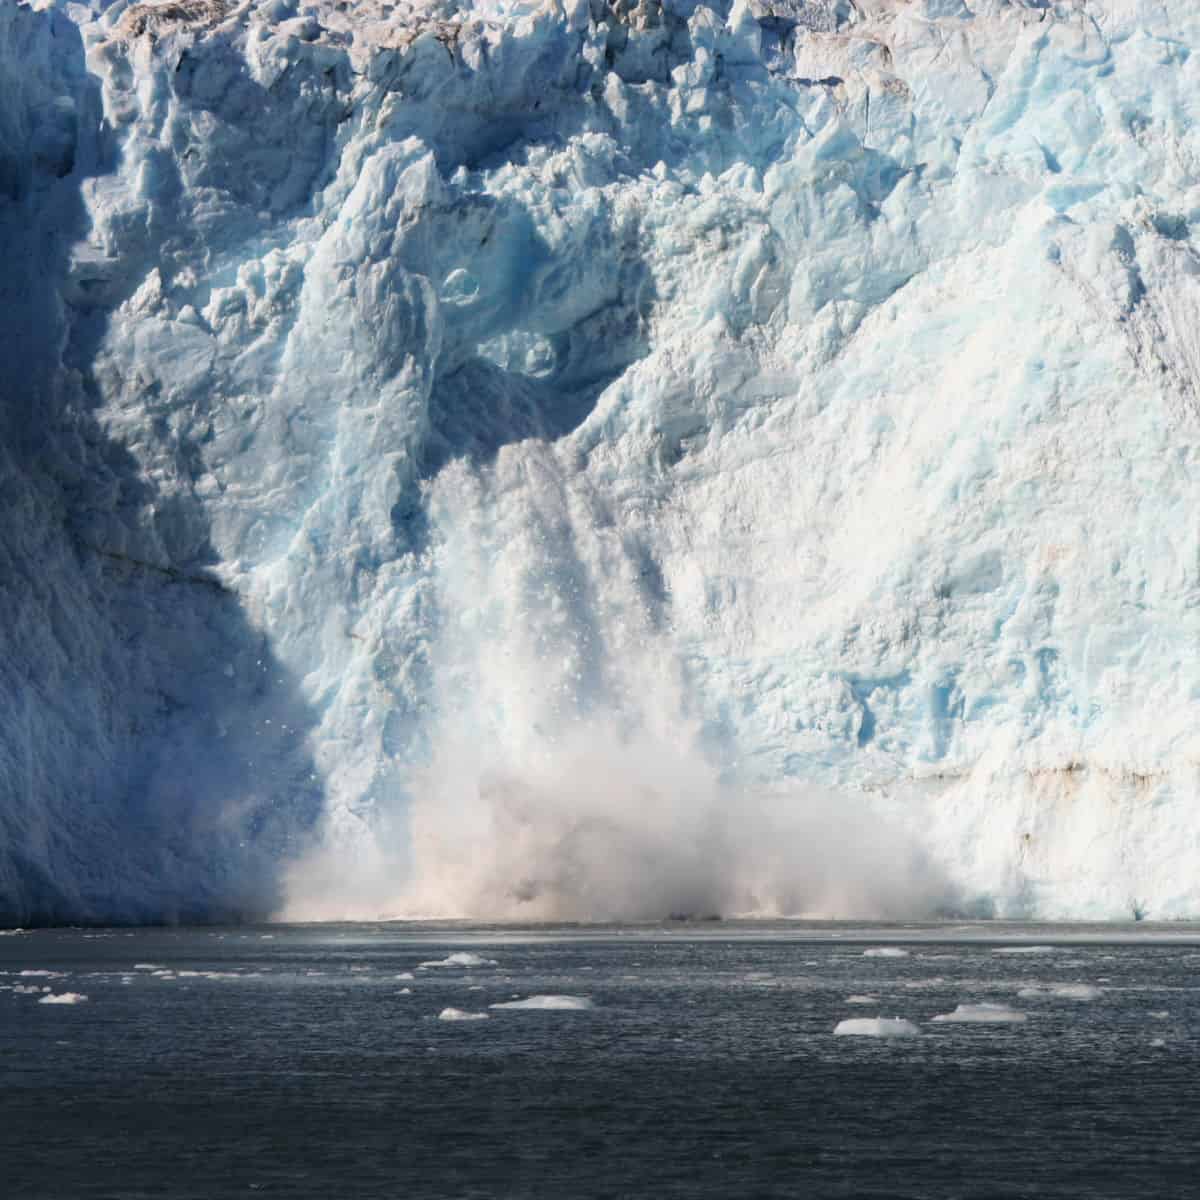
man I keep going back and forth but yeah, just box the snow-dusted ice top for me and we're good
[3,0,1200,923]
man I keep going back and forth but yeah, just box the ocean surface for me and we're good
[2,922,1198,1198]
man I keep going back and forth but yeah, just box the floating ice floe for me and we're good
[19,970,64,978]
[39,993,88,1005]
[834,1018,920,1038]
[14,985,50,995]
[395,972,415,980]
[992,947,1055,956]
[490,995,593,1011]
[437,1007,489,1022]
[931,1003,1027,1024]
[863,949,910,958]
[1017,984,1102,1001]
[418,953,498,969]
[133,964,163,971]
[846,995,880,1005]
[397,988,412,995]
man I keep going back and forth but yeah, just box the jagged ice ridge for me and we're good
[1,0,1198,923]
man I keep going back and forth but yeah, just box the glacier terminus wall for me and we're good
[1,0,1198,923]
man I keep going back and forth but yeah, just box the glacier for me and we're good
[1,0,1198,924]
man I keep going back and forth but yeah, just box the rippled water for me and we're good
[3,922,1198,1198]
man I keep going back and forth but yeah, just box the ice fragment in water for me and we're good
[834,1018,920,1038]
[931,1003,1027,1024]
[490,995,594,1011]
[1017,984,1101,1001]
[437,1007,489,1022]
[418,953,498,969]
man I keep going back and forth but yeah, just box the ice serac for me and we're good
[1,0,1198,923]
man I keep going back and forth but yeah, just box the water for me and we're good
[3,923,1199,1198]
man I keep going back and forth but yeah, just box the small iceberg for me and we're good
[1017,984,1101,1001]
[834,1017,920,1038]
[863,948,909,958]
[39,992,88,1005]
[437,1007,489,1022]
[418,952,498,969]
[489,995,593,1011]
[931,1003,1026,1024]
[845,995,880,1004]
[992,946,1055,956]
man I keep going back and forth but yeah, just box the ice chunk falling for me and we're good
[2,0,1200,923]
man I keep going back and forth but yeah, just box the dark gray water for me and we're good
[2,922,1199,1198]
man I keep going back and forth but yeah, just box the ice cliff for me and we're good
[1,0,1198,924]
